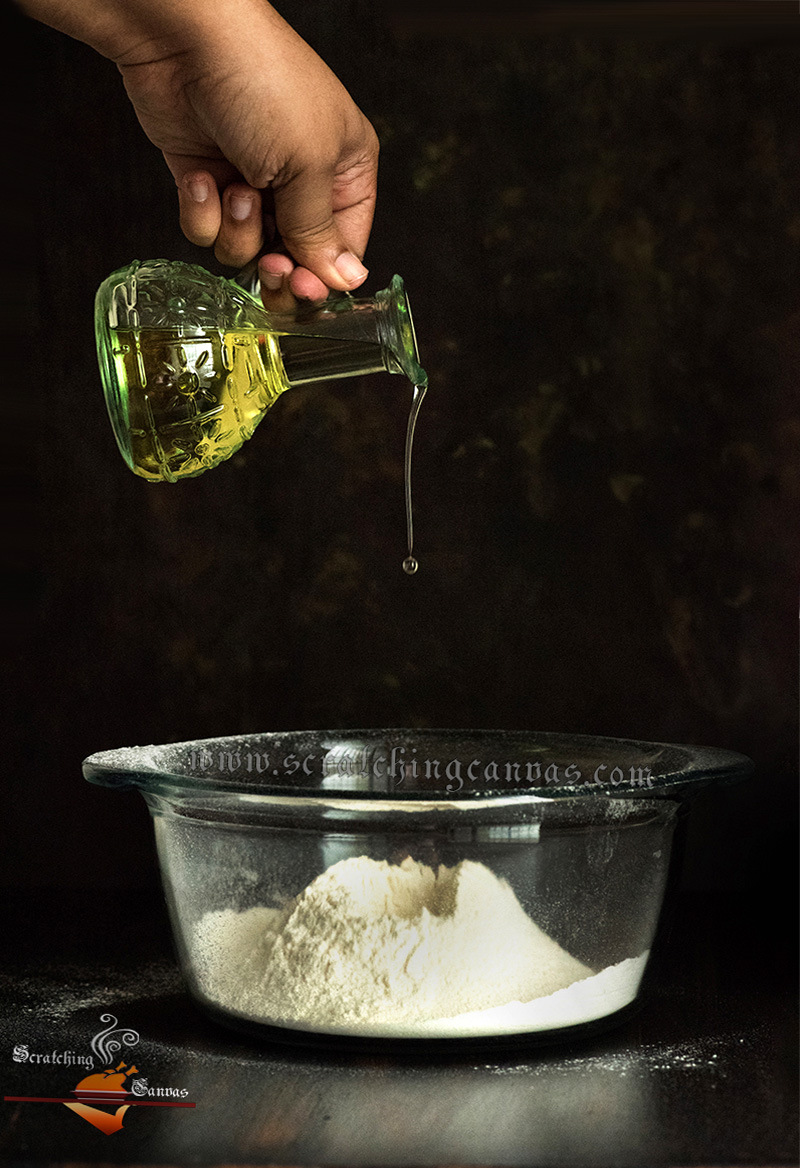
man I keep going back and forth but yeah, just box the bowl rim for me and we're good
[82,728,754,806]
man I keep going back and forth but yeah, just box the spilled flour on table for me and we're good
[192,855,648,1037]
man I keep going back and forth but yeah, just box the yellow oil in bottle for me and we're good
[108,327,288,482]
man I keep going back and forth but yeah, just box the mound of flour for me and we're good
[192,856,645,1037]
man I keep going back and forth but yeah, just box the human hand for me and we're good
[21,0,378,308]
[120,0,378,307]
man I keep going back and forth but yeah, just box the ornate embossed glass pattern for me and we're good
[95,260,426,482]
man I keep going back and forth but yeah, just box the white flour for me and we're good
[192,855,648,1038]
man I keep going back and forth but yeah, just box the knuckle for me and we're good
[362,121,380,160]
[245,147,285,192]
[182,222,219,248]
[214,241,250,267]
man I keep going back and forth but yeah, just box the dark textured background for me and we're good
[6,1,799,891]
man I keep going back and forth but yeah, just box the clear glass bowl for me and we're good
[83,730,752,1049]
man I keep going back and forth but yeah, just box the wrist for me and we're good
[16,0,266,63]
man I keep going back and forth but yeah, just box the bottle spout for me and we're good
[375,275,427,388]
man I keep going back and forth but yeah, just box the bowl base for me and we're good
[191,995,647,1060]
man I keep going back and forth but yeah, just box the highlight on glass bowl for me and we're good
[83,729,752,1047]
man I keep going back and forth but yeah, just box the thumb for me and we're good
[272,171,368,292]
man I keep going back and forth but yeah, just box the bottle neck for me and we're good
[278,334,393,386]
[246,274,424,387]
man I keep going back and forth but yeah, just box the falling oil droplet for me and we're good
[403,382,427,575]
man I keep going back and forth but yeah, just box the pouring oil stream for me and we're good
[402,382,426,575]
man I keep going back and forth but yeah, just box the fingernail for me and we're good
[187,178,210,203]
[230,195,253,221]
[261,272,282,291]
[335,252,368,286]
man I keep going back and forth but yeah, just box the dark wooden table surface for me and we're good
[0,888,796,1167]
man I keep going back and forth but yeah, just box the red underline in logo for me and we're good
[4,1096,196,1108]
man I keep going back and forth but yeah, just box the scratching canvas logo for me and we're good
[5,1013,195,1134]
[62,1016,141,1134]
